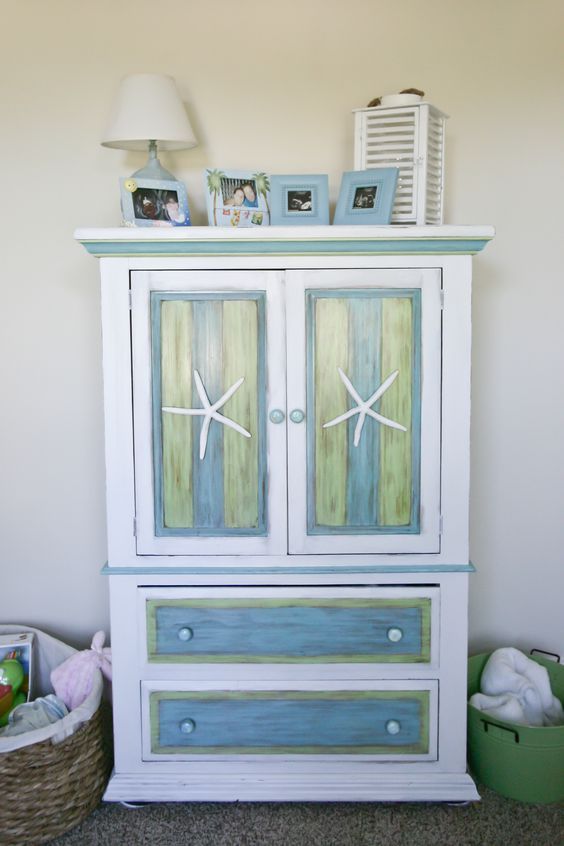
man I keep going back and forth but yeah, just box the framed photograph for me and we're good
[333,168,399,225]
[205,170,270,227]
[120,178,191,227]
[270,174,329,226]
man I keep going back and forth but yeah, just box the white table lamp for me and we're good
[101,73,197,180]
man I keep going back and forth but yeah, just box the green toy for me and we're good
[0,659,26,727]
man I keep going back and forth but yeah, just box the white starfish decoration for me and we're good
[323,368,407,447]
[162,369,251,460]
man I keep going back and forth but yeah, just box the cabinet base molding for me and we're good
[104,770,480,803]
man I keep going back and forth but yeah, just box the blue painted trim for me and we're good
[306,289,421,535]
[410,289,422,529]
[80,238,492,257]
[347,296,381,526]
[101,563,476,575]
[151,603,424,659]
[256,296,267,534]
[155,692,424,752]
[306,291,317,534]
[151,292,267,537]
[151,293,166,534]
[192,300,224,529]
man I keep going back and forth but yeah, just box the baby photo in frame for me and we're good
[270,174,329,226]
[205,169,270,227]
[333,168,398,225]
[120,178,191,227]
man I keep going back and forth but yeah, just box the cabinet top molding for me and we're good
[74,225,494,258]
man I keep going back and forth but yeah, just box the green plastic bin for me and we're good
[467,652,564,804]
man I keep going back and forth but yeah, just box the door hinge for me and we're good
[439,514,443,534]
[440,290,444,310]
[133,517,137,536]
[128,290,133,310]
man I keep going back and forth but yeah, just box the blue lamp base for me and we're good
[131,140,176,181]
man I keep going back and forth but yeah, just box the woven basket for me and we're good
[0,626,112,844]
[0,702,112,845]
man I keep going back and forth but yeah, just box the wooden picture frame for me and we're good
[333,168,398,225]
[270,174,329,226]
[120,177,191,227]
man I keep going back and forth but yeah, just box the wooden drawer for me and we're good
[142,588,438,664]
[142,681,437,760]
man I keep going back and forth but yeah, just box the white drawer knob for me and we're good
[386,719,401,736]
[180,718,196,734]
[386,627,404,643]
[178,627,193,642]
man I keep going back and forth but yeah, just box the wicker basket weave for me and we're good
[0,703,112,845]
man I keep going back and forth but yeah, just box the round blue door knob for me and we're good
[289,409,305,423]
[180,718,196,734]
[178,627,193,642]
[386,627,404,643]
[269,409,285,424]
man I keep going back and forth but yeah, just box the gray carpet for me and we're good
[49,789,562,845]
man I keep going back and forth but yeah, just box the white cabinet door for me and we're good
[286,269,442,555]
[131,270,287,555]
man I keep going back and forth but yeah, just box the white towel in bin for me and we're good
[469,647,564,727]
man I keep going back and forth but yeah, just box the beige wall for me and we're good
[1,0,562,651]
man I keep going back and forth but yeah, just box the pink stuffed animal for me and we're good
[51,631,112,710]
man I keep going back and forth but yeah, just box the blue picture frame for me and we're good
[270,174,329,226]
[333,168,398,225]
[120,177,191,227]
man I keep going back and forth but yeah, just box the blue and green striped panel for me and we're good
[146,598,432,663]
[306,288,421,535]
[151,292,266,536]
[150,690,430,755]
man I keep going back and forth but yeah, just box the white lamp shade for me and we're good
[101,73,197,151]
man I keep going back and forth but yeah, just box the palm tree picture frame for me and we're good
[204,169,271,227]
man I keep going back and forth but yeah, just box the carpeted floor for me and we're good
[49,789,563,846]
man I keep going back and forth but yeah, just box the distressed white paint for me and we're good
[137,585,441,678]
[140,678,439,763]
[285,267,442,556]
[131,269,287,556]
[81,228,485,803]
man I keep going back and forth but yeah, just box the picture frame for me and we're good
[205,169,270,227]
[120,177,191,227]
[269,174,329,226]
[333,168,399,225]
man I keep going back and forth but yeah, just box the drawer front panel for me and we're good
[148,689,431,756]
[147,598,432,663]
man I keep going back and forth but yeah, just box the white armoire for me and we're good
[76,224,493,802]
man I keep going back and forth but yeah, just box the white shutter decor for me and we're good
[353,103,447,225]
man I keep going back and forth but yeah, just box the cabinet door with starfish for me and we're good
[131,270,286,555]
[286,269,442,554]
